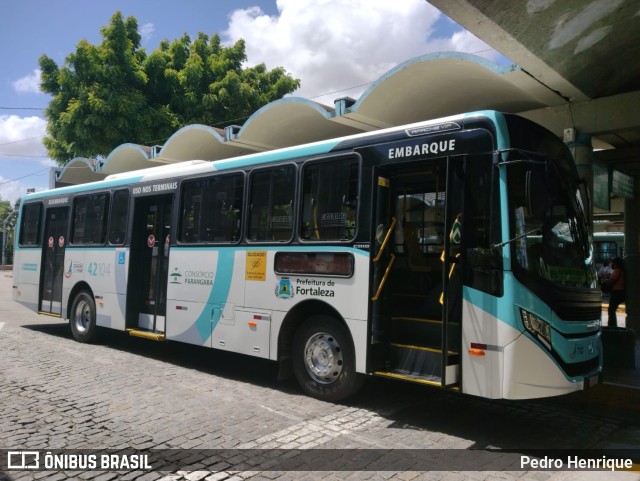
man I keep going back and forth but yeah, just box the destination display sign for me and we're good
[132,181,178,196]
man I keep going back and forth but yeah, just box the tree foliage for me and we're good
[40,12,300,164]
[0,198,12,221]
[0,197,16,264]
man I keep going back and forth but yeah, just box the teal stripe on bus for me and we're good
[210,140,343,171]
[194,249,236,341]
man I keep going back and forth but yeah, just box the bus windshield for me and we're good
[508,153,597,289]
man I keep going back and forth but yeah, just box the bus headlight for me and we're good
[520,308,551,349]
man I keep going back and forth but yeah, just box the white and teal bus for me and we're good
[13,111,601,401]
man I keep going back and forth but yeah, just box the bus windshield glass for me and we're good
[508,153,597,289]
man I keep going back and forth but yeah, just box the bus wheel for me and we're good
[292,315,363,401]
[69,291,98,343]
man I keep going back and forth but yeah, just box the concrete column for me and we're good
[624,183,640,334]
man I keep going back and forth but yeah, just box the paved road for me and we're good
[0,272,638,481]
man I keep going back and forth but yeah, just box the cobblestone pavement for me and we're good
[0,273,638,481]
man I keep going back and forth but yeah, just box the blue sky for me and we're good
[0,0,506,203]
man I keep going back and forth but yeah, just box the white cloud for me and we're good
[443,29,501,57]
[140,22,155,42]
[0,115,48,157]
[224,0,501,105]
[12,69,42,94]
[0,115,52,203]
[0,176,33,205]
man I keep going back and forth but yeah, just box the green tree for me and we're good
[0,199,13,227]
[40,12,300,164]
[0,197,16,266]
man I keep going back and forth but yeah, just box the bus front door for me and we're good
[39,207,69,316]
[370,158,462,390]
[127,194,173,334]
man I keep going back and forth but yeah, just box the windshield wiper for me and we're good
[492,226,542,249]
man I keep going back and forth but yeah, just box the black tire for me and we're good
[292,315,364,402]
[69,291,99,343]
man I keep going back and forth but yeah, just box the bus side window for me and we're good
[248,165,296,242]
[212,174,243,242]
[180,180,203,243]
[71,193,110,245]
[179,174,244,244]
[300,157,359,241]
[19,202,43,246]
[109,190,129,245]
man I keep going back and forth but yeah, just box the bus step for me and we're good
[373,370,461,390]
[390,343,459,379]
[126,328,166,341]
[392,315,442,326]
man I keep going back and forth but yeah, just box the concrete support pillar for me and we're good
[624,183,640,334]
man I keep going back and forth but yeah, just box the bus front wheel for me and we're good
[69,291,98,343]
[292,315,363,401]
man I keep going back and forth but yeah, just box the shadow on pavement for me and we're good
[21,322,298,396]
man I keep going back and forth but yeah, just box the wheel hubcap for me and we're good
[74,300,91,333]
[304,332,343,384]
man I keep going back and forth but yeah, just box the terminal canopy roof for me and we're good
[56,52,569,185]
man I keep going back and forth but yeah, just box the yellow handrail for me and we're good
[372,216,397,262]
[371,253,396,301]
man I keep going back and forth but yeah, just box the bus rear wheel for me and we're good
[69,291,98,343]
[292,315,363,402]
